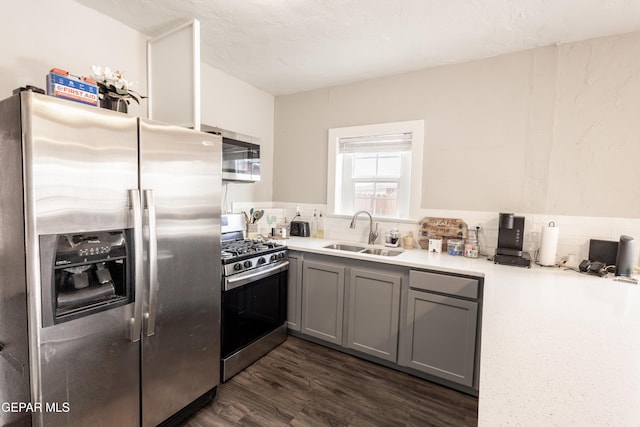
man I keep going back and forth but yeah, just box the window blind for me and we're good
[338,132,412,153]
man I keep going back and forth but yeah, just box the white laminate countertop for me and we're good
[284,236,640,426]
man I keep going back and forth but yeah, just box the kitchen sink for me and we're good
[323,243,404,257]
[323,243,366,252]
[361,248,403,256]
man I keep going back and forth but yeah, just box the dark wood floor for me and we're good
[183,336,478,427]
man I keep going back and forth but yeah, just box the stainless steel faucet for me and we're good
[350,210,379,245]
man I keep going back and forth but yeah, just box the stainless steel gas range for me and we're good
[220,214,288,382]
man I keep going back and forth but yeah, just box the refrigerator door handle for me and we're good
[129,189,144,342]
[143,189,159,337]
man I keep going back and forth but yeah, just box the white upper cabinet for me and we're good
[147,19,201,130]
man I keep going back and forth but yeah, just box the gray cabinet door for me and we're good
[301,260,345,345]
[287,252,303,331]
[403,289,477,387]
[346,268,401,362]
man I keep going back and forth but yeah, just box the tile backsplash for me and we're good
[232,202,640,266]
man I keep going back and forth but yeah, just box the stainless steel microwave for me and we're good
[201,125,260,182]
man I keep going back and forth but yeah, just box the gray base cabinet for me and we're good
[346,268,401,362]
[400,270,479,388]
[301,260,345,345]
[291,252,482,392]
[286,251,303,331]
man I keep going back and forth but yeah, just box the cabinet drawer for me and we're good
[409,270,478,299]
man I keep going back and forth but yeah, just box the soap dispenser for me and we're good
[316,212,324,239]
[311,209,318,238]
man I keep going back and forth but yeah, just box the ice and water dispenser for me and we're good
[40,230,133,325]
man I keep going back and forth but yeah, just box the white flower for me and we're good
[90,65,135,93]
[90,65,105,80]
[90,65,143,104]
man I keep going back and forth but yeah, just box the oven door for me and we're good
[221,261,288,361]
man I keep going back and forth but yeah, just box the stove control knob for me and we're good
[257,257,266,265]
[270,254,277,262]
[234,263,243,271]
[244,260,252,268]
[278,252,285,259]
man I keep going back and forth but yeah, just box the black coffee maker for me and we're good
[494,213,531,268]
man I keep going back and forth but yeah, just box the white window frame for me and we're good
[327,120,424,221]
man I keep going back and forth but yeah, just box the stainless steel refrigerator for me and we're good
[0,91,221,427]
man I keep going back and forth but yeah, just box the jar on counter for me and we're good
[384,228,400,247]
[464,239,479,258]
[447,239,464,256]
[402,231,415,249]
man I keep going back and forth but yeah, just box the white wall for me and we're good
[0,0,147,117]
[201,64,275,211]
[273,31,640,220]
[547,34,640,216]
[271,31,640,264]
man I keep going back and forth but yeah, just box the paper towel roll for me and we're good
[539,222,559,266]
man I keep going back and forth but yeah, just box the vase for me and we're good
[99,96,128,113]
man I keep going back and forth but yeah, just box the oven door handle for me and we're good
[224,261,289,291]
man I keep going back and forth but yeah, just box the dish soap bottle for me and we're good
[311,209,318,238]
[316,211,324,239]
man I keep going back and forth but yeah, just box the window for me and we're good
[328,120,424,220]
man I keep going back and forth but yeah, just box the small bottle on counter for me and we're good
[311,209,318,238]
[316,212,324,239]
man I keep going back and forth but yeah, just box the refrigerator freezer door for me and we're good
[24,94,139,236]
[0,89,31,427]
[138,119,221,426]
[22,93,140,427]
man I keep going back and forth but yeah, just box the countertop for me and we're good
[284,236,640,426]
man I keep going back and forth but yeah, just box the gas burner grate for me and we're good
[221,239,283,259]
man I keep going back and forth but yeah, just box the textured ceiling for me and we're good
[73,0,640,95]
